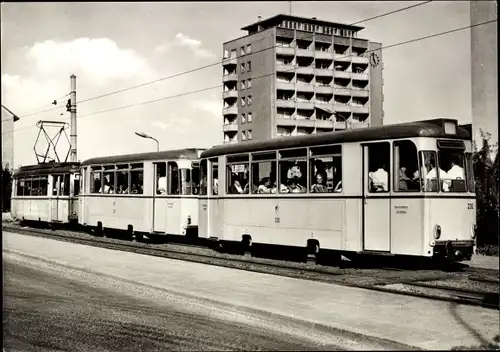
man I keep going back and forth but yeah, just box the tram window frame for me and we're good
[23,177,32,196]
[393,140,421,193]
[16,178,25,197]
[167,161,180,195]
[90,166,103,194]
[465,152,475,193]
[199,159,208,195]
[190,163,200,195]
[309,145,342,193]
[38,175,49,196]
[367,142,391,193]
[74,173,81,196]
[278,148,308,194]
[60,174,71,196]
[116,164,130,194]
[250,151,277,194]
[438,149,467,193]
[130,163,144,195]
[102,165,116,194]
[180,168,193,195]
[226,154,250,195]
[419,151,439,192]
[210,159,219,195]
[156,162,167,195]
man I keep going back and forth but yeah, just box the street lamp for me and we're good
[135,132,159,152]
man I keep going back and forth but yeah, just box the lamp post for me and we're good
[135,132,159,152]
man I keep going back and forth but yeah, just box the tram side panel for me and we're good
[390,197,425,256]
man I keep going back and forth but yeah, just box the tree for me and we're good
[1,164,13,213]
[473,131,499,247]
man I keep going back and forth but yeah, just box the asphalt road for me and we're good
[3,256,350,352]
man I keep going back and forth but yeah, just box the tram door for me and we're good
[362,142,391,252]
[152,162,167,233]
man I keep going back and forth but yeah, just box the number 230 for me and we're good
[467,203,474,209]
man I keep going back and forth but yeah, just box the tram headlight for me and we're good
[429,240,436,247]
[434,225,441,240]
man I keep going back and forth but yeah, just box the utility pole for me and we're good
[69,74,77,162]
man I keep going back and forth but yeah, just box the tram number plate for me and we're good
[467,203,474,210]
[275,217,280,224]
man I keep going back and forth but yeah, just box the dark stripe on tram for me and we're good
[198,195,476,200]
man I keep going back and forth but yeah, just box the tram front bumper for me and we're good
[433,240,475,261]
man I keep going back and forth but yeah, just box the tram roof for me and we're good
[13,162,81,178]
[81,148,205,166]
[201,119,470,158]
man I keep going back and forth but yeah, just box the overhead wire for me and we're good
[16,1,433,120]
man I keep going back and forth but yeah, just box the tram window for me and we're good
[74,174,80,196]
[199,159,208,195]
[419,151,439,192]
[227,162,249,194]
[39,176,48,196]
[191,165,200,195]
[393,140,420,192]
[211,159,219,195]
[16,178,25,196]
[367,142,390,193]
[279,148,307,193]
[90,168,102,193]
[180,169,193,195]
[60,174,71,196]
[31,177,40,196]
[102,172,115,194]
[465,153,475,193]
[251,161,276,194]
[116,164,129,194]
[156,163,167,195]
[130,164,144,195]
[168,161,179,195]
[438,150,466,192]
[310,152,342,193]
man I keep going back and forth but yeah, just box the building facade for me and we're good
[2,105,20,170]
[470,0,498,147]
[221,14,384,144]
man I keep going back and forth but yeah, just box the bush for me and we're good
[451,335,500,350]
[473,131,499,249]
[1,164,13,213]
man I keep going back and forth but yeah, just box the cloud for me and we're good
[154,33,215,59]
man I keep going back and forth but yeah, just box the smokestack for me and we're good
[69,74,77,163]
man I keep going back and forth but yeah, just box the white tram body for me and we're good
[199,119,476,261]
[11,163,81,224]
[79,149,204,238]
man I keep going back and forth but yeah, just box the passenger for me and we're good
[311,173,328,193]
[117,184,125,194]
[399,167,410,191]
[258,177,272,193]
[313,160,326,178]
[131,184,138,194]
[288,177,305,193]
[212,178,218,195]
[287,161,302,179]
[369,162,388,191]
[447,156,465,180]
[230,178,244,194]
[157,176,167,194]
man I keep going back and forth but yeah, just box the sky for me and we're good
[1,1,477,167]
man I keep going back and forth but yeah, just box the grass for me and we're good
[476,244,500,257]
[452,335,500,350]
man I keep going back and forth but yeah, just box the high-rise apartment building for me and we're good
[222,14,384,144]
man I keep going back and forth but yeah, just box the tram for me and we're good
[199,118,476,262]
[11,162,81,225]
[79,148,204,240]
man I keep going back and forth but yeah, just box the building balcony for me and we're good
[295,118,316,128]
[334,121,348,130]
[296,83,314,93]
[352,72,369,81]
[222,57,237,66]
[315,51,333,60]
[334,104,352,113]
[296,49,314,58]
[351,105,370,114]
[222,90,238,99]
[296,66,315,75]
[334,71,352,80]
[351,89,369,98]
[296,101,315,110]
[276,117,298,127]
[223,139,238,145]
[276,46,296,56]
[315,86,334,94]
[276,63,296,73]
[223,123,239,132]
[276,81,296,91]
[334,54,351,62]
[315,68,334,77]
[349,121,370,129]
[222,74,238,83]
[351,56,369,64]
[334,88,352,96]
[316,119,335,129]
[222,106,238,115]
[276,99,296,108]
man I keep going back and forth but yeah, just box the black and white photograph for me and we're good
[2,1,498,350]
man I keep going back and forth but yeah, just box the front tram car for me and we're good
[11,162,81,226]
[199,118,476,264]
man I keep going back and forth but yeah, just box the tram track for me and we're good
[3,223,498,311]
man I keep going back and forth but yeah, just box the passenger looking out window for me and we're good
[310,146,342,193]
[156,163,167,195]
[367,142,390,193]
[258,177,272,193]
[438,151,466,192]
[211,160,218,195]
[369,162,388,192]
[311,173,328,193]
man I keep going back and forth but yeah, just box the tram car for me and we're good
[79,148,204,241]
[199,118,476,262]
[11,162,81,225]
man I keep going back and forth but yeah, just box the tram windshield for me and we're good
[419,150,467,192]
